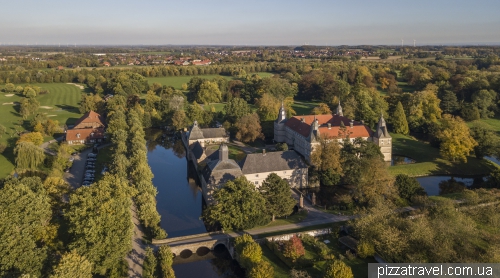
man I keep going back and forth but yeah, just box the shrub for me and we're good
[323,260,353,278]
[357,240,375,259]
[248,260,274,278]
[283,235,305,263]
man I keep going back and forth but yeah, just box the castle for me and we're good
[274,102,392,162]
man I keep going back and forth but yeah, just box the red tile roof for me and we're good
[66,127,105,142]
[285,115,373,138]
[73,111,105,129]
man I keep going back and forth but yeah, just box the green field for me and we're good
[146,72,273,90]
[0,83,84,178]
[389,133,498,177]
[468,116,500,135]
[292,100,321,115]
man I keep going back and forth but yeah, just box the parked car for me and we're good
[85,165,95,170]
[87,158,96,162]
[82,181,91,186]
[85,170,95,173]
[69,157,74,162]
[71,152,78,156]
[83,178,94,182]
[88,153,97,158]
[86,161,95,165]
[64,167,71,173]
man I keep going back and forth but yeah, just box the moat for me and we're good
[146,133,243,277]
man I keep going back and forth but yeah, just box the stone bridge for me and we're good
[152,233,234,259]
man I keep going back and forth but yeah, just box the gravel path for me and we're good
[126,203,147,278]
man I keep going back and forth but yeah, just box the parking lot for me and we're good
[63,145,102,188]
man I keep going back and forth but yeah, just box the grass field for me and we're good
[468,116,500,135]
[292,100,321,115]
[146,72,273,90]
[389,132,499,177]
[0,83,84,178]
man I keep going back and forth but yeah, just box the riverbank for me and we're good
[389,133,499,177]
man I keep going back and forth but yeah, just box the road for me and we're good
[126,203,147,278]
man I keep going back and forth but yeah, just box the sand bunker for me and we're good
[2,102,14,105]
[66,83,85,90]
[40,106,53,109]
[5,94,14,97]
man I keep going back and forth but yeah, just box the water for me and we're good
[416,176,485,196]
[391,155,415,166]
[486,156,500,165]
[146,132,243,277]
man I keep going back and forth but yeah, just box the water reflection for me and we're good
[173,248,244,278]
[416,176,486,196]
[391,155,416,166]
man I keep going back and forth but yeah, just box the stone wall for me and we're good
[265,228,332,242]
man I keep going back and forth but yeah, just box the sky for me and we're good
[1,0,499,46]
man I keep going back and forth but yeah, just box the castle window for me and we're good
[284,171,287,174]
[255,181,259,185]
[255,174,259,177]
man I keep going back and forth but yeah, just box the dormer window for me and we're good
[76,133,80,138]
[90,132,94,137]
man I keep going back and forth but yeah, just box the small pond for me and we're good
[391,155,415,166]
[416,176,486,196]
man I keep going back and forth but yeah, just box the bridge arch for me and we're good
[196,246,211,256]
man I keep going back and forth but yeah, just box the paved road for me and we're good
[126,203,147,278]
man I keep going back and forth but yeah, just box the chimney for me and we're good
[262,149,266,156]
[327,123,331,129]
[301,117,305,123]
[349,120,353,128]
[361,120,365,125]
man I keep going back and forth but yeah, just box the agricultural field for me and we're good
[146,72,273,90]
[0,83,84,178]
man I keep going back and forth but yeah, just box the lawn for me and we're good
[0,83,84,179]
[205,144,247,162]
[389,132,499,177]
[146,72,273,90]
[292,100,322,116]
[468,116,500,135]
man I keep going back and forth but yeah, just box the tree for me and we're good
[225,97,251,123]
[439,90,459,114]
[261,77,298,100]
[196,80,221,104]
[50,250,93,278]
[357,240,375,259]
[65,174,133,275]
[235,113,264,143]
[436,114,477,162]
[172,110,187,130]
[0,178,52,277]
[472,89,497,118]
[356,157,397,205]
[14,141,45,170]
[310,135,343,186]
[255,93,280,121]
[392,101,409,135]
[259,173,296,221]
[323,260,353,278]
[19,96,39,119]
[470,125,500,159]
[142,247,158,278]
[203,177,269,230]
[379,52,389,59]
[395,174,426,202]
[283,235,305,263]
[248,261,274,278]
[157,245,175,278]
[311,103,332,115]
[240,241,263,269]
[17,131,44,146]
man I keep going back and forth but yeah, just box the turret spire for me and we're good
[336,101,343,116]
[276,100,286,123]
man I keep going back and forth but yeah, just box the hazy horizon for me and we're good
[1,0,499,46]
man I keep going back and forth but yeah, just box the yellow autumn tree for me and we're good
[436,114,477,162]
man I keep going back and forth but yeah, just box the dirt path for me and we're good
[126,203,147,278]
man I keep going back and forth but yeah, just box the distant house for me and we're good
[192,59,211,66]
[65,111,106,145]
[56,66,64,70]
[174,60,190,66]
[103,62,111,67]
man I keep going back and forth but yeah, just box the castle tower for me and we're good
[274,101,287,143]
[219,144,229,161]
[373,113,392,162]
[336,101,343,117]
